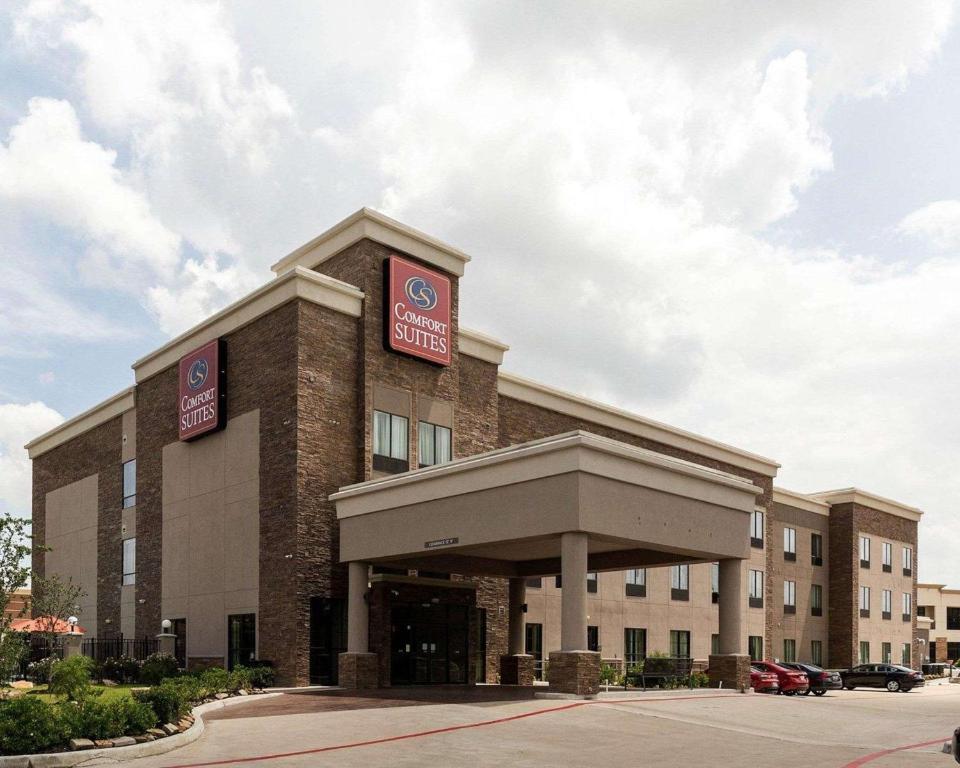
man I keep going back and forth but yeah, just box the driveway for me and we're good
[129,683,960,767]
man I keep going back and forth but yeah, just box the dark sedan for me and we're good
[779,662,842,696]
[839,664,925,692]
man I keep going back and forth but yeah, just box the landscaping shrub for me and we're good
[0,633,27,685]
[140,652,180,685]
[0,697,71,755]
[102,655,141,684]
[247,664,275,689]
[227,666,252,692]
[26,655,57,684]
[49,655,95,701]
[689,671,710,689]
[75,697,157,739]
[133,680,191,723]
[199,666,229,693]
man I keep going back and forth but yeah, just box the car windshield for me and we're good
[801,664,823,673]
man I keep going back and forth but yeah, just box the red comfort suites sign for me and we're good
[178,339,226,441]
[385,255,452,366]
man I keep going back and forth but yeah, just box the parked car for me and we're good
[750,666,780,693]
[839,664,925,692]
[752,661,809,695]
[779,662,842,696]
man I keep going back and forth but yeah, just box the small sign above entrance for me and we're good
[424,537,459,549]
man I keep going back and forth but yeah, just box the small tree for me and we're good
[0,514,34,633]
[30,574,86,643]
[0,632,27,683]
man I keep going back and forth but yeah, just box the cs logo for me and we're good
[404,276,438,310]
[187,358,209,391]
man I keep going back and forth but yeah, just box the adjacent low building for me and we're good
[27,208,925,689]
[917,583,960,664]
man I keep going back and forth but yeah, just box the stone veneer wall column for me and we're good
[32,417,124,638]
[500,577,534,686]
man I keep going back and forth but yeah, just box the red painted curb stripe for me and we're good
[840,736,949,767]
[159,693,747,768]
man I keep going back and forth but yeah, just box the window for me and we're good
[555,575,562,589]
[587,625,599,652]
[811,640,823,667]
[749,569,764,609]
[810,584,823,617]
[881,589,892,620]
[710,563,720,603]
[525,624,543,679]
[625,568,646,597]
[902,592,912,622]
[859,641,870,665]
[670,630,690,658]
[750,509,764,548]
[373,410,409,473]
[122,538,136,586]
[882,642,892,664]
[587,572,598,594]
[902,643,912,666]
[783,527,796,561]
[227,613,256,670]
[859,586,870,617]
[122,459,136,508]
[670,565,689,601]
[624,628,646,669]
[948,642,960,662]
[882,542,892,573]
[859,536,870,568]
[948,607,960,631]
[418,421,452,467]
[811,533,823,566]
[525,577,542,589]
[711,634,719,655]
[902,547,913,576]
[783,639,796,662]
[748,635,763,662]
[783,580,796,614]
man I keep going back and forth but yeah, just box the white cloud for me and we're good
[898,199,960,250]
[0,402,63,518]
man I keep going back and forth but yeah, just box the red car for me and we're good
[752,661,809,695]
[750,666,780,693]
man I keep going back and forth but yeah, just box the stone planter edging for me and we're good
[0,692,283,768]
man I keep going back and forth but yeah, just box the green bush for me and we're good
[140,653,179,685]
[26,655,57,684]
[0,633,27,685]
[0,697,71,755]
[227,666,252,692]
[49,655,96,701]
[199,666,229,693]
[689,671,710,688]
[102,655,141,684]
[247,665,274,689]
[75,697,157,739]
[133,681,190,723]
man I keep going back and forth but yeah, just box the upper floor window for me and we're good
[947,607,960,631]
[859,585,870,617]
[670,565,689,601]
[811,533,823,566]
[783,580,796,613]
[749,569,764,609]
[902,592,912,621]
[710,563,719,603]
[122,538,136,586]
[881,589,892,619]
[902,546,913,576]
[418,422,452,467]
[625,568,646,597]
[783,527,796,561]
[750,510,764,548]
[859,536,871,568]
[373,410,409,473]
[122,459,136,508]
[810,584,823,617]
[587,572,598,594]
[882,542,892,572]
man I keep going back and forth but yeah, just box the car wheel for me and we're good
[886,680,900,692]
[813,690,826,696]
[801,690,810,696]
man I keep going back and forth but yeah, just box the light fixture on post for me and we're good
[161,618,172,632]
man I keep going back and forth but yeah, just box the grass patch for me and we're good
[13,684,143,704]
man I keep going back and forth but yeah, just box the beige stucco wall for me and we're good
[857,531,914,663]
[45,475,98,636]
[161,410,260,663]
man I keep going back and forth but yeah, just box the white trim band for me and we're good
[459,328,509,365]
[26,387,134,459]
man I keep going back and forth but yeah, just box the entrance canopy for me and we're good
[332,431,762,577]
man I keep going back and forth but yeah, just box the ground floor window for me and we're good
[227,613,256,670]
[711,634,719,655]
[748,635,763,662]
[947,642,960,662]
[882,642,892,664]
[783,639,796,662]
[811,640,822,667]
[859,641,870,665]
[525,622,543,680]
[587,625,599,652]
[906,643,917,665]
[309,598,346,685]
[624,628,646,669]
[670,630,690,658]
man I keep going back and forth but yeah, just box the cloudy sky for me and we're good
[1,1,959,583]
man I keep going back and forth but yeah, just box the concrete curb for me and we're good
[0,692,283,768]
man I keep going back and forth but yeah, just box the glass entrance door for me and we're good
[525,623,543,680]
[391,603,469,684]
[309,597,347,685]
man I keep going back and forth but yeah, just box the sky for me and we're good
[0,1,959,583]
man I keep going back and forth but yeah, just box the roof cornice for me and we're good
[132,267,364,382]
[25,387,134,459]
[271,208,471,277]
[809,488,923,522]
[773,486,831,516]
[458,328,509,365]
[496,371,780,477]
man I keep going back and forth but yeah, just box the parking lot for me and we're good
[132,682,960,768]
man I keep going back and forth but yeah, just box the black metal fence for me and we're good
[15,635,64,679]
[81,636,158,663]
